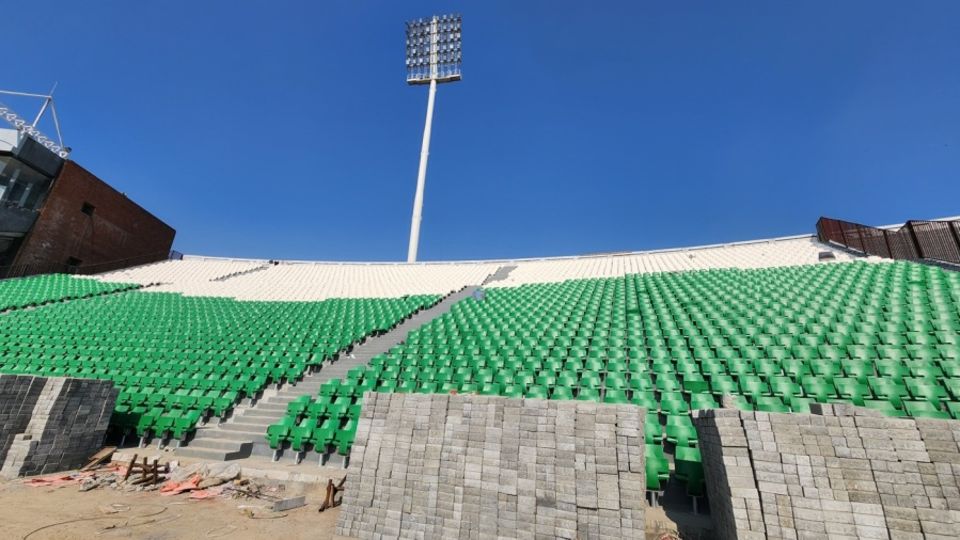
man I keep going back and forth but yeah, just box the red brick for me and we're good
[12,160,175,271]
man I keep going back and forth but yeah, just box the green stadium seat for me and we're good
[755,396,790,413]
[665,414,697,447]
[863,400,906,417]
[690,393,718,409]
[801,376,837,402]
[833,378,871,406]
[645,444,670,491]
[289,419,317,452]
[905,378,949,406]
[644,413,663,444]
[948,401,960,420]
[660,393,689,415]
[674,446,705,497]
[903,400,950,419]
[266,417,295,450]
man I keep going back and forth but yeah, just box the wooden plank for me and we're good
[80,446,117,471]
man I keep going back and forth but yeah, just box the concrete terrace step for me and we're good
[174,444,252,461]
[185,438,250,451]
[239,409,284,419]
[225,419,274,430]
[248,403,288,412]
[192,429,263,442]
[483,265,517,285]
[218,422,273,433]
[174,285,482,464]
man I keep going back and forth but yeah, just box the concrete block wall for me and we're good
[694,402,960,540]
[0,375,47,464]
[694,408,765,539]
[0,375,117,478]
[336,393,646,539]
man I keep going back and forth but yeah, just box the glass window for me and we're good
[0,155,53,212]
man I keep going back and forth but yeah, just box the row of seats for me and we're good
[0,290,439,443]
[483,237,857,286]
[96,259,265,284]
[267,393,362,457]
[0,274,137,311]
[111,261,500,301]
[91,236,856,298]
[270,261,960,496]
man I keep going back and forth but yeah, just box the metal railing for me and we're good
[0,250,178,280]
[817,217,960,265]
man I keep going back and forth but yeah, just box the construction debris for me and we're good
[318,476,345,512]
[272,495,306,512]
[123,454,168,486]
[20,455,319,515]
[80,446,117,472]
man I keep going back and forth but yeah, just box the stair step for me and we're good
[219,423,270,434]
[240,410,284,419]
[250,403,289,412]
[193,429,264,442]
[229,421,273,431]
[175,287,478,464]
[183,438,244,451]
[174,443,252,461]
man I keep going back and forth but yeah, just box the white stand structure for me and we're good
[405,15,462,263]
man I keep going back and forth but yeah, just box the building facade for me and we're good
[0,128,175,277]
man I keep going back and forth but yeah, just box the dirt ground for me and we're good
[0,475,348,540]
[0,469,709,540]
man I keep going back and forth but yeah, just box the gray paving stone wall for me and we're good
[0,375,117,478]
[693,402,960,540]
[0,374,46,464]
[336,393,646,539]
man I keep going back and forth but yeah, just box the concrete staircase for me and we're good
[483,265,517,285]
[210,262,274,282]
[174,285,480,462]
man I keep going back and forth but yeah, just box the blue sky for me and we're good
[4,2,959,261]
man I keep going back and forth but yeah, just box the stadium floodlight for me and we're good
[405,14,462,263]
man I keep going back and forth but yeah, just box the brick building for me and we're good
[0,128,174,277]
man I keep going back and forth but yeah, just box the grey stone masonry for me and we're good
[693,402,960,540]
[0,375,117,478]
[336,393,646,539]
[693,408,765,540]
[0,374,46,464]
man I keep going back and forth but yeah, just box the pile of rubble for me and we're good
[23,454,303,509]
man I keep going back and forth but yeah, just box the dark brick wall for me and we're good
[11,160,175,270]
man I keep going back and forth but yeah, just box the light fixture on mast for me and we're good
[404,14,462,263]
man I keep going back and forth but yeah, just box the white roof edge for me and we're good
[180,231,825,266]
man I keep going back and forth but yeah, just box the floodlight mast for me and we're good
[405,14,462,263]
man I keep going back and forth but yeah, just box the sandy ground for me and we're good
[0,467,709,540]
[0,475,348,540]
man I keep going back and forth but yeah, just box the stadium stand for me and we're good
[264,260,960,502]
[0,288,439,446]
[101,259,499,300]
[88,235,857,298]
[483,236,861,287]
[96,258,268,285]
[0,273,139,311]
[2,229,958,513]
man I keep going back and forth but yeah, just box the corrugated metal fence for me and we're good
[817,217,960,265]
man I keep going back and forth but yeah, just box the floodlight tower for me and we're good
[405,14,462,263]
